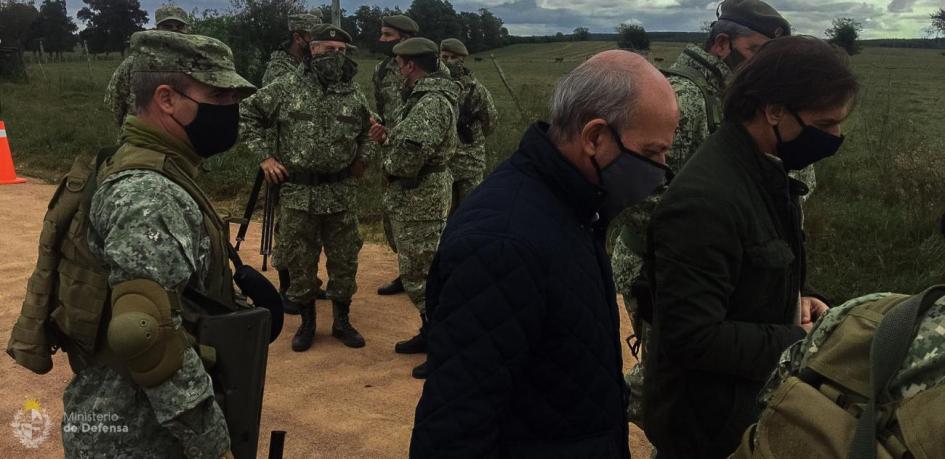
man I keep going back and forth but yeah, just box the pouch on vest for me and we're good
[731,286,945,459]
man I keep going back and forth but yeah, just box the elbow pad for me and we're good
[107,279,189,388]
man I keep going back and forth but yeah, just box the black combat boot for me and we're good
[331,300,365,348]
[291,301,315,352]
[394,313,428,354]
[377,275,405,295]
[411,360,429,379]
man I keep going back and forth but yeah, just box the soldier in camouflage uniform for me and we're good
[373,15,419,296]
[368,38,459,378]
[64,30,256,458]
[241,25,372,351]
[260,13,326,306]
[104,5,190,129]
[613,0,819,427]
[261,13,321,86]
[439,38,498,211]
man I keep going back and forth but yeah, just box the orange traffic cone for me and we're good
[0,120,26,185]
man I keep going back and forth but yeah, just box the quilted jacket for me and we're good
[410,122,631,458]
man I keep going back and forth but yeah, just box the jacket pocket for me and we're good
[744,240,794,269]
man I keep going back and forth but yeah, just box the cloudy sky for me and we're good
[71,0,944,39]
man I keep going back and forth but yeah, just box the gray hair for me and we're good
[703,19,756,51]
[131,71,194,114]
[548,52,639,144]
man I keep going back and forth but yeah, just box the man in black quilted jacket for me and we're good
[410,50,678,458]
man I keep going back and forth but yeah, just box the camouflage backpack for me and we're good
[732,286,945,459]
[660,57,723,134]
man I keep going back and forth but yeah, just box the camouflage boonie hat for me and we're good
[130,30,256,94]
[382,15,419,35]
[288,13,322,34]
[393,37,438,57]
[718,0,790,38]
[311,24,352,43]
[440,38,468,56]
[155,5,189,26]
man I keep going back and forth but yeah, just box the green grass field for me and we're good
[1,41,943,302]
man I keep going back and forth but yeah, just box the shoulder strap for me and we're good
[660,66,723,134]
[848,285,945,459]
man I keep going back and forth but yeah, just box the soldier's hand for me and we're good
[220,450,235,459]
[800,296,828,325]
[349,159,368,178]
[369,117,387,144]
[261,157,288,184]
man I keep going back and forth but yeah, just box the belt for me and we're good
[286,169,350,186]
[388,164,448,189]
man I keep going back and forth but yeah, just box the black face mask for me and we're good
[773,111,844,171]
[378,40,397,57]
[171,91,240,158]
[591,129,673,221]
[724,46,746,70]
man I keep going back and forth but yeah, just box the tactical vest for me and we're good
[732,287,945,459]
[661,52,724,134]
[6,145,236,375]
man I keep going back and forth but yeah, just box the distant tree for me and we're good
[225,0,306,85]
[826,17,863,55]
[572,26,589,41]
[479,8,504,49]
[458,11,483,51]
[313,5,357,41]
[0,1,40,49]
[407,0,462,44]
[353,5,383,50]
[616,23,649,51]
[34,0,77,58]
[77,0,147,55]
[932,8,945,38]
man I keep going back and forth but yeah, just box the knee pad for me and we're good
[107,279,188,387]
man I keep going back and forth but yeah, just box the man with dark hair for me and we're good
[261,13,322,86]
[410,50,677,457]
[64,30,257,458]
[440,38,498,211]
[242,25,372,351]
[374,14,419,297]
[643,36,858,458]
[368,38,459,377]
[105,4,191,129]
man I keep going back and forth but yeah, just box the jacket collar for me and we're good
[513,122,606,224]
[720,121,792,198]
[121,116,202,178]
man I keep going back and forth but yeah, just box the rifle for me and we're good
[260,182,278,272]
[235,169,265,251]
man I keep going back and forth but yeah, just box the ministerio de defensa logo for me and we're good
[10,399,53,448]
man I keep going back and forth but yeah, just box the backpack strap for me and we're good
[848,285,945,459]
[660,66,723,134]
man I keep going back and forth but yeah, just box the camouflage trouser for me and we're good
[611,233,651,428]
[270,193,324,292]
[390,218,446,313]
[383,213,398,254]
[280,207,362,304]
[62,347,229,458]
[449,171,483,216]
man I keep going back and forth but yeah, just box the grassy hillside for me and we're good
[1,41,943,301]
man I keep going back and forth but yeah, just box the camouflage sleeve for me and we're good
[474,82,498,138]
[105,56,135,128]
[354,87,375,164]
[89,170,208,289]
[384,94,453,178]
[372,61,386,122]
[239,78,286,163]
[143,347,230,458]
[667,78,710,171]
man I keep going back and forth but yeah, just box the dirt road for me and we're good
[0,178,651,458]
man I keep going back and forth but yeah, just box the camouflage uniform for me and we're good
[383,70,460,312]
[374,56,407,254]
[240,67,373,304]
[261,49,299,86]
[614,44,818,424]
[760,292,945,406]
[64,118,230,458]
[105,56,135,129]
[449,64,498,206]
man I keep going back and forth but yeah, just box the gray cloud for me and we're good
[887,0,918,12]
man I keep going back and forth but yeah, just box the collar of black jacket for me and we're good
[513,122,606,225]
[720,120,795,198]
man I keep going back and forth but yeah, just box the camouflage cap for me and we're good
[382,15,419,35]
[311,24,352,43]
[288,13,322,34]
[393,37,438,57]
[440,38,468,56]
[155,5,189,26]
[718,0,790,38]
[130,30,256,94]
